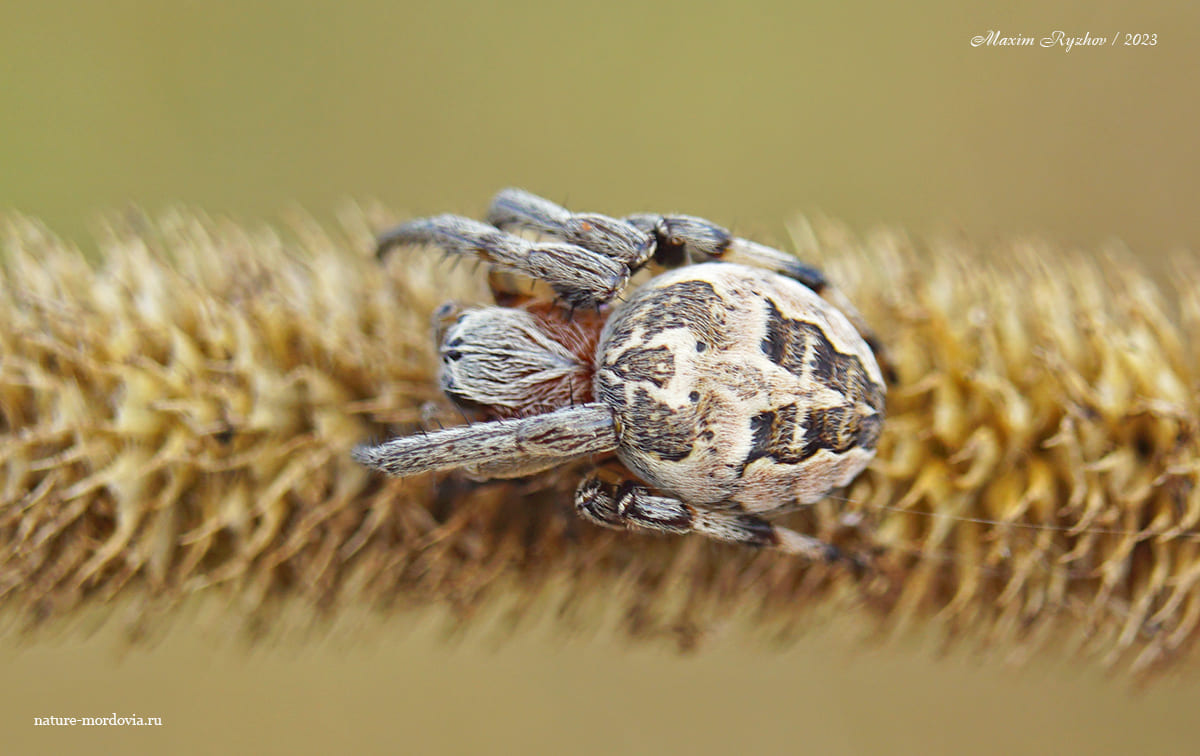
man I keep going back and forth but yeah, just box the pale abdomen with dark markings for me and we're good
[594,263,885,511]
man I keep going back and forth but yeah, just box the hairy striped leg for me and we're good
[486,187,656,271]
[376,215,628,309]
[353,403,618,480]
[575,477,867,573]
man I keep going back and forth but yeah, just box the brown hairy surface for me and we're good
[1,207,1198,674]
[495,301,604,417]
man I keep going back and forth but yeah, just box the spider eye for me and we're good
[444,350,463,362]
[695,341,707,353]
[688,391,700,402]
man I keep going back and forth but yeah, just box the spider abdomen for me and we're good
[594,263,885,510]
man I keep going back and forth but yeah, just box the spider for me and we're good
[353,189,887,567]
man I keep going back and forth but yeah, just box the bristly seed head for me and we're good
[5,206,1200,675]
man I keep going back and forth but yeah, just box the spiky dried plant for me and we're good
[1,207,1198,674]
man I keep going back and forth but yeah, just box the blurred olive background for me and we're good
[3,1,1199,754]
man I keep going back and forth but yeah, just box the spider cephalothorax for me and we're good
[354,189,886,565]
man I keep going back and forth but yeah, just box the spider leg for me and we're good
[487,188,655,270]
[625,212,893,382]
[574,477,867,572]
[376,214,628,308]
[353,403,618,479]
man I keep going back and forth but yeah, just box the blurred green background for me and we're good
[4,0,1197,253]
[3,1,1199,754]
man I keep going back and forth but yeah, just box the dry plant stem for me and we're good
[1,207,1199,675]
